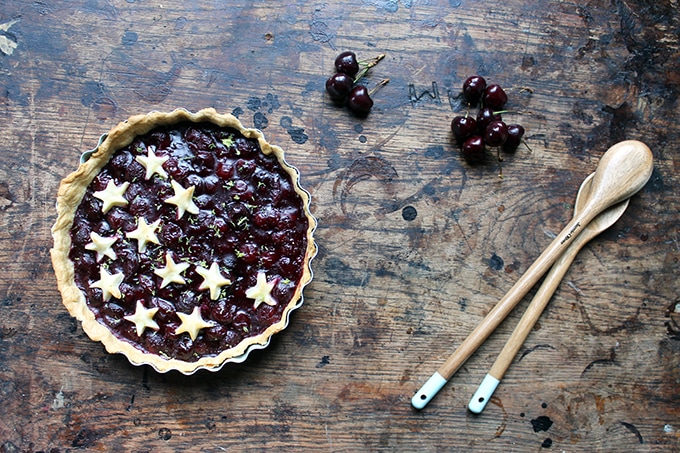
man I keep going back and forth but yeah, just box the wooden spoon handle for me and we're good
[435,214,589,380]
[491,249,579,379]
[412,215,591,410]
[467,228,591,413]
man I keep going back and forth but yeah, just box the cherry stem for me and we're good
[369,78,390,96]
[358,53,386,66]
[494,147,504,179]
[353,54,386,83]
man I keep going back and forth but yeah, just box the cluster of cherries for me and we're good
[325,51,388,115]
[451,76,526,167]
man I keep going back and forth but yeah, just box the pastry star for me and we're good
[164,180,199,219]
[154,251,190,288]
[90,266,124,302]
[124,301,160,337]
[245,271,277,309]
[175,306,215,341]
[93,180,129,213]
[126,217,161,253]
[85,232,118,262]
[196,262,232,300]
[135,146,169,180]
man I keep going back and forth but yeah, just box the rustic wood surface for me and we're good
[1,0,679,451]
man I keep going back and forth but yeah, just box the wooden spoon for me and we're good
[411,140,653,410]
[467,172,629,414]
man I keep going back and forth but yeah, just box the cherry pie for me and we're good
[51,109,317,374]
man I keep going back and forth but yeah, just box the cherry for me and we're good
[347,79,389,116]
[110,151,133,171]
[504,124,525,150]
[253,205,277,228]
[237,242,259,264]
[159,222,183,245]
[236,159,256,178]
[462,76,487,104]
[326,52,386,109]
[184,126,213,152]
[476,107,501,134]
[462,136,485,164]
[334,51,359,77]
[106,208,136,232]
[451,115,477,143]
[452,76,530,174]
[325,73,353,102]
[71,222,92,247]
[204,324,228,342]
[203,174,220,193]
[483,84,508,109]
[347,85,373,115]
[216,160,234,179]
[484,121,509,147]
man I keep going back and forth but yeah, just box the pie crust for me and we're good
[51,108,317,374]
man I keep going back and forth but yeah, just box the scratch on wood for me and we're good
[518,344,556,362]
[620,421,644,444]
[566,280,584,296]
[408,82,440,107]
[581,346,618,376]
[578,302,643,336]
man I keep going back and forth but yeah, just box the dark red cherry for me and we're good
[451,116,477,143]
[325,73,353,102]
[461,136,485,164]
[347,85,373,115]
[503,124,525,151]
[476,107,502,134]
[483,84,508,109]
[462,76,487,104]
[484,121,509,147]
[334,51,359,77]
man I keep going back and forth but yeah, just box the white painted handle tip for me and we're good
[468,374,500,414]
[411,372,447,410]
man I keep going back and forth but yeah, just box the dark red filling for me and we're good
[69,122,309,362]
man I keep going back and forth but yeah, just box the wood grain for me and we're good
[0,0,679,451]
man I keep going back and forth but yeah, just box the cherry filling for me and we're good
[69,122,309,362]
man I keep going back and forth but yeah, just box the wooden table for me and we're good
[1,1,678,451]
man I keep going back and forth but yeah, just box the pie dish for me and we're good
[51,108,317,374]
